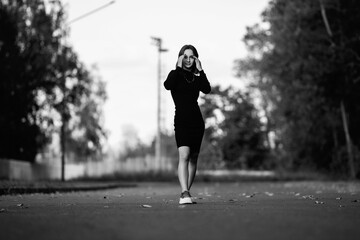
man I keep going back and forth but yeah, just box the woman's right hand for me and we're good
[177,55,184,68]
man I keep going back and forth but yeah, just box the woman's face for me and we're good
[182,49,195,70]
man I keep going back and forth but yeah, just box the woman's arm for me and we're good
[164,67,181,90]
[193,56,210,94]
[197,71,211,94]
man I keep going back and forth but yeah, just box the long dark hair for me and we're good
[177,44,199,74]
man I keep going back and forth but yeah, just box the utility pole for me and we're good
[151,37,167,171]
[59,0,115,181]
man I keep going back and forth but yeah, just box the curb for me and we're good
[0,181,137,195]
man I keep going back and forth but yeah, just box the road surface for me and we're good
[1,181,359,240]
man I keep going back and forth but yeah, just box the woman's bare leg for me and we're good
[188,151,199,191]
[178,146,191,192]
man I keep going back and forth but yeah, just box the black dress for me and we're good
[164,67,211,153]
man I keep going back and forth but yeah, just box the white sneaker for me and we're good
[179,191,193,204]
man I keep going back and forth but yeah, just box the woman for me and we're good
[164,44,211,204]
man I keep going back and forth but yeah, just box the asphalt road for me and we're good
[0,181,360,240]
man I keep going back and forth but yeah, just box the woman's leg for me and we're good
[188,150,199,191]
[178,146,191,192]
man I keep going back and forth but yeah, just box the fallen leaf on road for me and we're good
[246,194,255,198]
[265,192,274,197]
[302,195,315,200]
[142,204,152,208]
[16,203,28,209]
[336,197,342,200]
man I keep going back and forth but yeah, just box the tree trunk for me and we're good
[261,92,272,150]
[319,0,333,37]
[332,126,340,165]
[320,0,356,178]
[340,101,356,179]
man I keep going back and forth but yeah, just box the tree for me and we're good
[0,0,60,161]
[235,0,360,177]
[0,0,107,162]
[200,85,269,169]
[65,65,107,161]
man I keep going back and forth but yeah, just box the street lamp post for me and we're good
[59,0,115,181]
[151,37,167,171]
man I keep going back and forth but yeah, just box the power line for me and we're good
[67,1,116,25]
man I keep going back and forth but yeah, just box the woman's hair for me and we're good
[177,44,199,74]
[178,44,199,58]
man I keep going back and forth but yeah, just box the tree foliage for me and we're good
[0,0,107,162]
[200,85,269,169]
[235,0,360,177]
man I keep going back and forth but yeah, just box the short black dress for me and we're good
[164,67,211,153]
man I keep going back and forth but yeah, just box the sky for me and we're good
[62,0,270,151]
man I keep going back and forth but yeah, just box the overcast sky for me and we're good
[62,0,269,151]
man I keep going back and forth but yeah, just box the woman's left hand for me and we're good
[193,56,203,72]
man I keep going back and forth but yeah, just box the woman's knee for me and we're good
[178,146,190,161]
